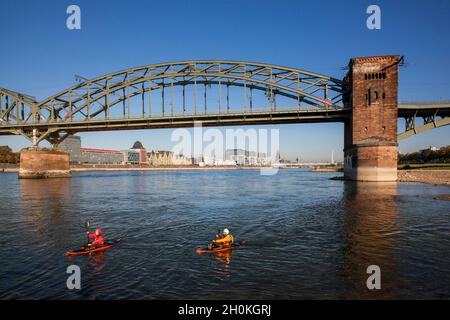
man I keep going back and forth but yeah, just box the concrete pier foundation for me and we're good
[343,142,398,181]
[19,148,71,179]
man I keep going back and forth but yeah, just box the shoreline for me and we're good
[71,166,265,172]
[0,166,268,173]
[330,171,450,187]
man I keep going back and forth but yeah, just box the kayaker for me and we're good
[86,228,105,246]
[213,228,234,247]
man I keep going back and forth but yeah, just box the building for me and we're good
[148,150,174,166]
[59,135,83,164]
[122,141,148,165]
[130,141,148,165]
[59,135,124,165]
[122,149,140,164]
[172,154,193,165]
[80,148,124,165]
[225,149,257,166]
[225,149,246,165]
[225,149,271,166]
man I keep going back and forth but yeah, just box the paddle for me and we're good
[84,220,91,245]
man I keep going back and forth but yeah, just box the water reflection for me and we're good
[212,251,233,278]
[1,170,448,299]
[19,178,77,246]
[88,252,107,274]
[340,182,401,299]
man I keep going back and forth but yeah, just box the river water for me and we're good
[0,169,449,299]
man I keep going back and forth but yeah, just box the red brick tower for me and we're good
[343,55,400,181]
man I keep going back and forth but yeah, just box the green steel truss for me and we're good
[398,103,450,140]
[0,61,344,146]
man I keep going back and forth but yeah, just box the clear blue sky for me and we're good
[1,0,449,161]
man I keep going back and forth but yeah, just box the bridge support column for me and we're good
[343,55,400,182]
[19,148,71,179]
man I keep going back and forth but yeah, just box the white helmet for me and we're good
[223,228,230,235]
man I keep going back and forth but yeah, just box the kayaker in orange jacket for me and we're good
[86,228,105,246]
[213,228,234,247]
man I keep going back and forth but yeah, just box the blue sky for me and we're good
[1,0,449,161]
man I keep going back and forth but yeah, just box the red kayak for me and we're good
[196,243,241,254]
[66,239,122,256]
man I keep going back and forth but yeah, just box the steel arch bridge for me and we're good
[0,60,449,146]
[0,61,345,146]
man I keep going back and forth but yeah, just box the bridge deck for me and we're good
[0,108,350,135]
[398,104,450,117]
[1,105,449,136]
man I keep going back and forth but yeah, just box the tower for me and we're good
[343,55,400,181]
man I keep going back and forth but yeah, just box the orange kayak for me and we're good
[196,243,240,254]
[66,239,122,256]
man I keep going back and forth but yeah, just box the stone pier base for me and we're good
[19,148,71,179]
[344,142,397,182]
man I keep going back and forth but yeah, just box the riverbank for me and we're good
[397,170,450,186]
[398,163,450,170]
[311,166,343,172]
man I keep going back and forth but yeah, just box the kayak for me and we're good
[66,239,122,256]
[196,243,240,254]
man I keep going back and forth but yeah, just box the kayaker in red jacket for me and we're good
[86,228,105,246]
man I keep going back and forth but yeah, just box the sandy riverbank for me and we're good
[0,168,18,172]
[397,170,450,186]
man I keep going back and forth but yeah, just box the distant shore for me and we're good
[71,165,266,172]
[311,166,343,172]
[0,165,267,173]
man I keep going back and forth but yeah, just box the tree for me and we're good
[399,145,450,164]
[0,146,20,164]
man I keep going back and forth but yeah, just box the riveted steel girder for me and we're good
[397,104,450,140]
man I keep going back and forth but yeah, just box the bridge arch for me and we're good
[0,60,345,145]
[31,60,344,122]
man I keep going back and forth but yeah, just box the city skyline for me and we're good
[59,135,324,164]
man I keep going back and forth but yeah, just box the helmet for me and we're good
[95,228,102,236]
[223,228,230,235]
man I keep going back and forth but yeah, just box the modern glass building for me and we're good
[59,135,125,164]
[122,149,140,164]
[80,148,124,164]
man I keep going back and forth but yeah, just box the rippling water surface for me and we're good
[0,169,449,299]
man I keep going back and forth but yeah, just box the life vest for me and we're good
[213,234,234,245]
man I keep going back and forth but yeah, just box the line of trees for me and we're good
[398,145,450,164]
[0,146,20,164]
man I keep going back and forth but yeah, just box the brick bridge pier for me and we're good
[343,55,400,182]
